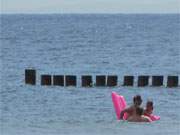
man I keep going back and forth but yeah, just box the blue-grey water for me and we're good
[0,14,180,135]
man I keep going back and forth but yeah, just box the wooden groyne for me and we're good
[25,69,179,88]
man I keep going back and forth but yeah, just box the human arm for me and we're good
[142,116,152,122]
[120,107,132,119]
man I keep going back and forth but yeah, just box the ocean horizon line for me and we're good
[1,12,180,15]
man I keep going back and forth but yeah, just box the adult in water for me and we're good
[127,107,152,122]
[120,95,142,119]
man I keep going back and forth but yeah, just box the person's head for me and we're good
[136,107,144,116]
[146,100,153,111]
[133,95,142,106]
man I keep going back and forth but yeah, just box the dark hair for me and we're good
[136,107,144,116]
[146,101,153,109]
[133,95,142,104]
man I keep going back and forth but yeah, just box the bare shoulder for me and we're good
[125,106,134,111]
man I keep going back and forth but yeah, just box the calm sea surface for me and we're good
[0,14,180,135]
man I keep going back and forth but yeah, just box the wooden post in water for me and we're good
[167,76,178,87]
[53,75,64,86]
[25,69,36,85]
[65,75,77,86]
[82,75,92,87]
[152,76,163,86]
[41,75,52,85]
[123,76,134,86]
[96,75,106,86]
[138,76,149,87]
[107,75,118,87]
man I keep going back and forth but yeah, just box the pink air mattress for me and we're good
[111,92,128,120]
[144,114,160,121]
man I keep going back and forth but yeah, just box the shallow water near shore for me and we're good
[1,14,180,135]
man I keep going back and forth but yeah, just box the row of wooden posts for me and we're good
[25,69,179,87]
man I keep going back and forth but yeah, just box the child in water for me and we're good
[127,107,152,122]
[120,95,142,119]
[144,101,153,117]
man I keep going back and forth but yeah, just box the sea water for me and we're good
[0,14,180,135]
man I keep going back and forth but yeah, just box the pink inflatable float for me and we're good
[111,92,160,121]
[144,114,160,121]
[111,92,128,120]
